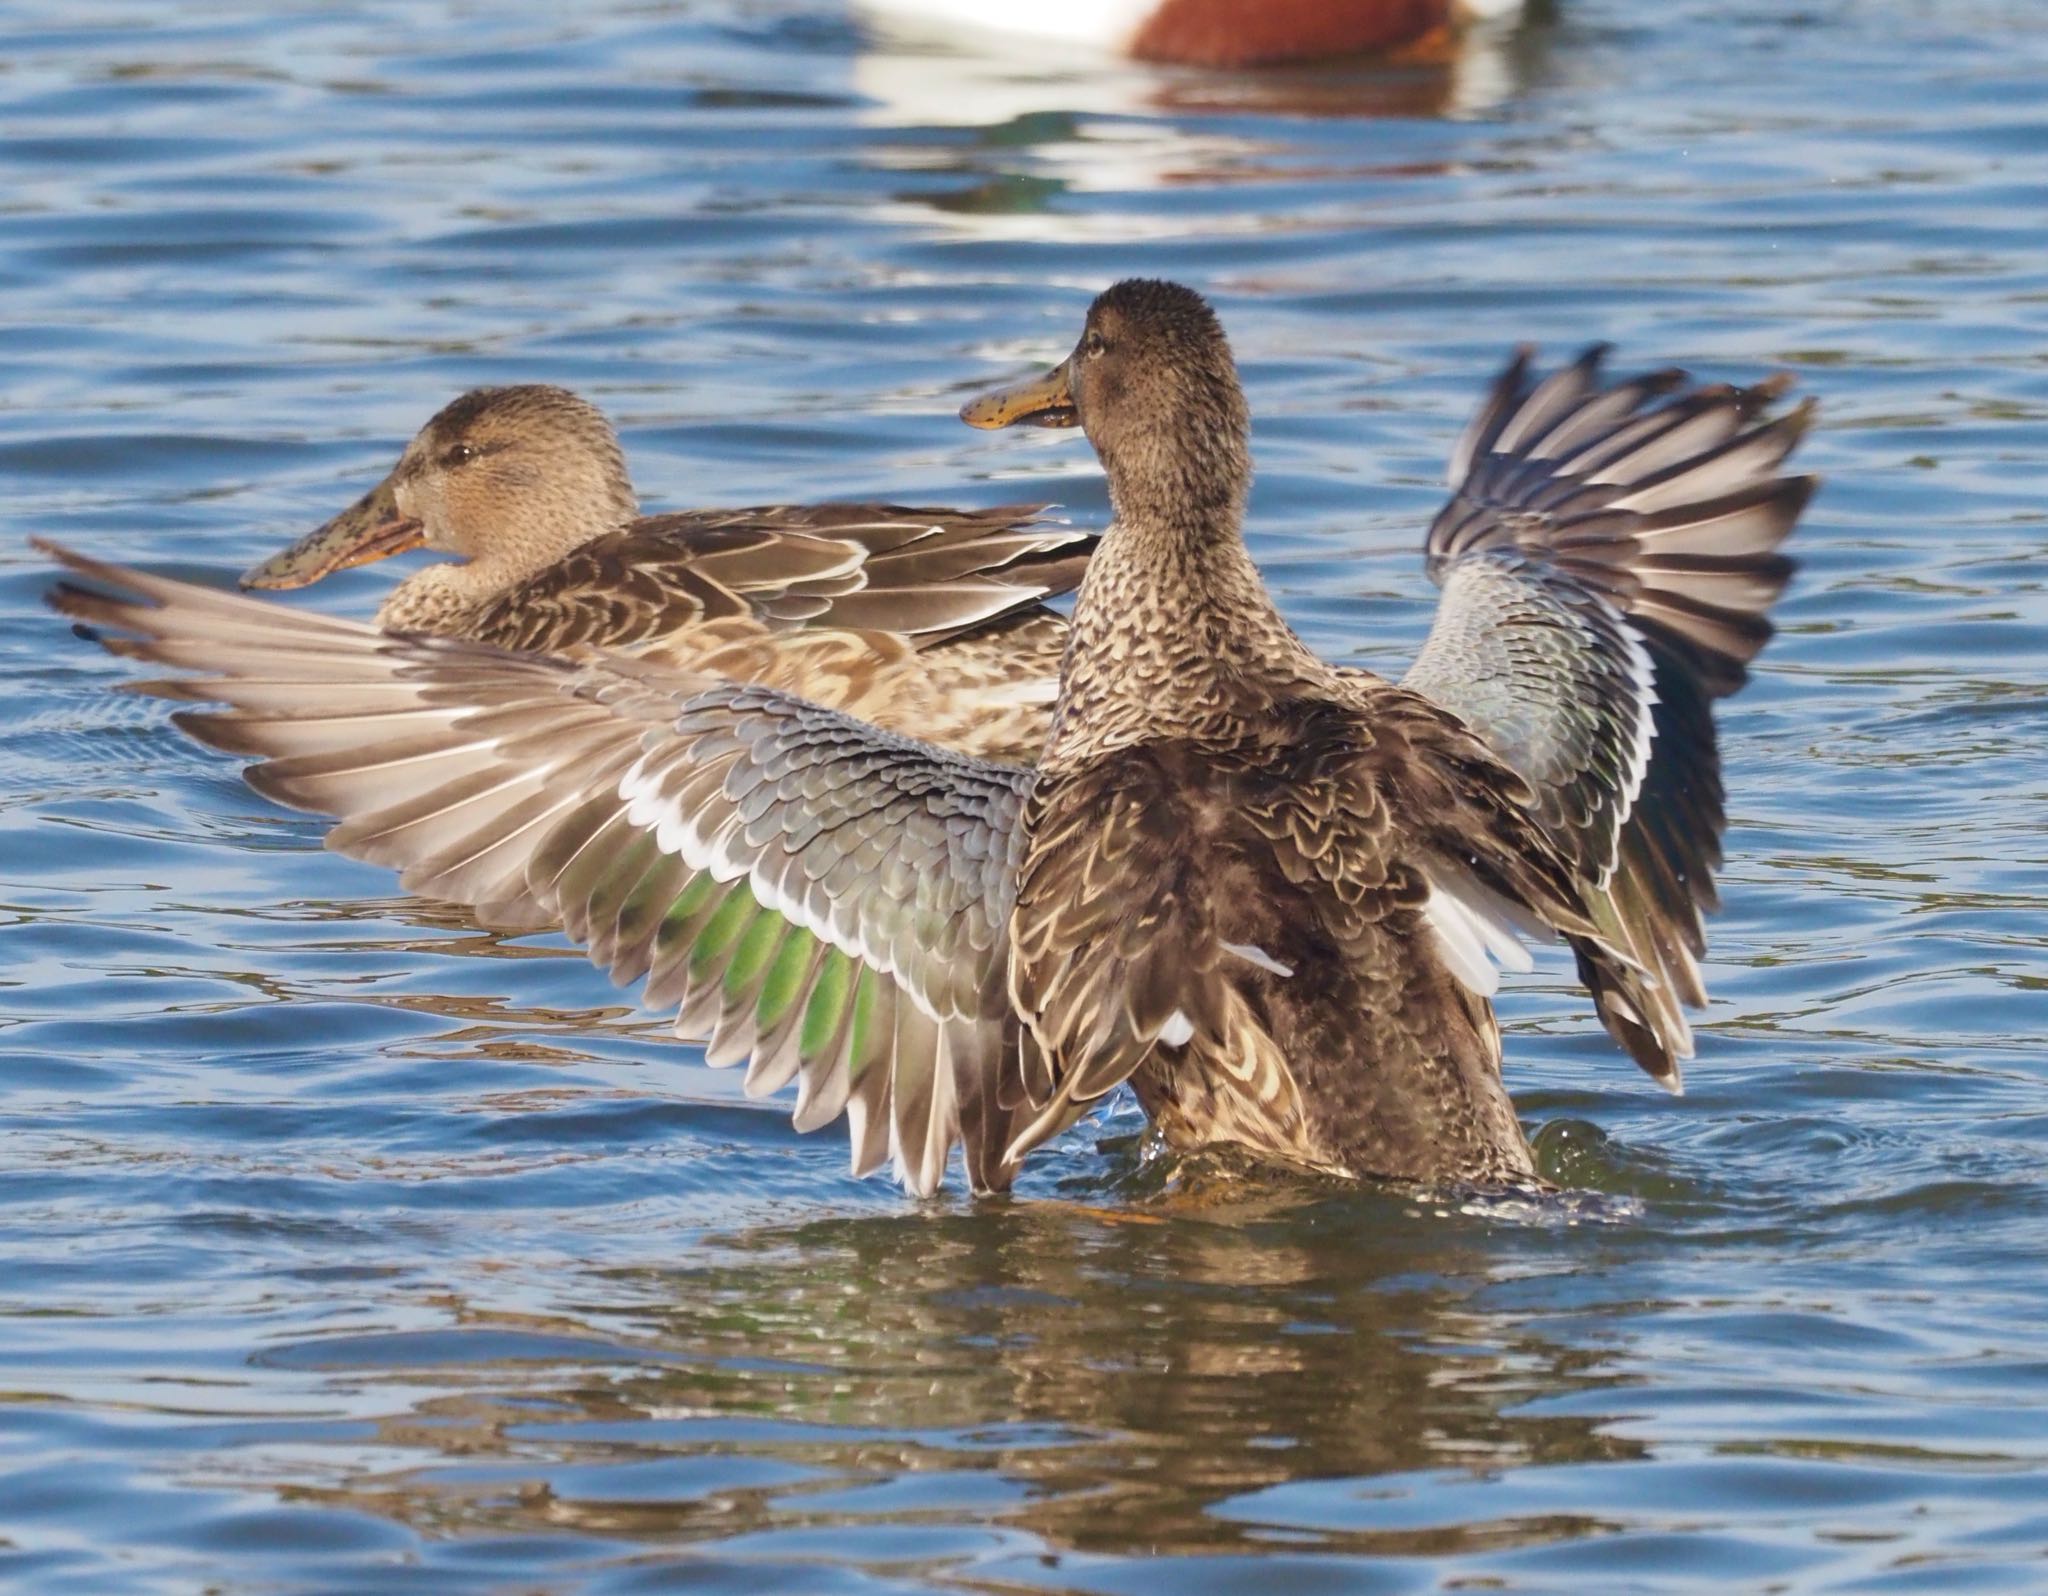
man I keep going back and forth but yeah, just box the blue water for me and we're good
[4,0,2047,1590]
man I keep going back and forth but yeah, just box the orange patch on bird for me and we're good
[1386,20,1458,64]
[1130,0,1451,68]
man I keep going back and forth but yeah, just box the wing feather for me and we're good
[459,503,1091,656]
[1404,346,1815,1086]
[43,541,1038,1195]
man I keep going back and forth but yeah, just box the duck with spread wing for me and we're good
[47,279,1812,1196]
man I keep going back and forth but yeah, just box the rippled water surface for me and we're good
[4,0,2048,1589]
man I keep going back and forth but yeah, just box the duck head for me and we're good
[961,278,1251,526]
[242,385,639,592]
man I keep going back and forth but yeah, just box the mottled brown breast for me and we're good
[1009,697,1538,1183]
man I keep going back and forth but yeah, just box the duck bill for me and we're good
[959,360,1080,430]
[240,479,424,591]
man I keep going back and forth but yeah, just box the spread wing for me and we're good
[1401,345,1815,1086]
[43,542,1038,1196]
[461,503,1093,655]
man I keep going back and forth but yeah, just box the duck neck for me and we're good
[377,502,628,634]
[1045,476,1320,769]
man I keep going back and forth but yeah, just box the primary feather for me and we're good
[1405,344,1813,1086]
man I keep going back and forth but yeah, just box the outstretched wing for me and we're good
[461,503,1092,656]
[1401,345,1815,1086]
[43,542,1036,1195]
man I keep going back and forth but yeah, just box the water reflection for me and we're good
[281,1201,1641,1566]
[850,14,1558,242]
[852,8,1554,128]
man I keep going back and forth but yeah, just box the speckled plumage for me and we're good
[242,384,1093,761]
[989,281,1658,1183]
[1008,702,1590,1184]
[47,280,1813,1196]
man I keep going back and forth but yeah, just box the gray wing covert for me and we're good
[43,542,1037,1195]
[1402,345,1816,1085]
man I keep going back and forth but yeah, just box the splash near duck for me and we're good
[47,280,1811,1197]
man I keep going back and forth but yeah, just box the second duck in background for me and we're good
[241,385,1095,761]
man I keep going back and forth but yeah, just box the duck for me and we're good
[238,384,1095,762]
[856,0,1524,70]
[46,279,1812,1197]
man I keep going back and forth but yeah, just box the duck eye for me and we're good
[440,443,476,468]
[1084,330,1107,359]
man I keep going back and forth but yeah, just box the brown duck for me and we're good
[240,384,1093,761]
[47,280,1812,1196]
